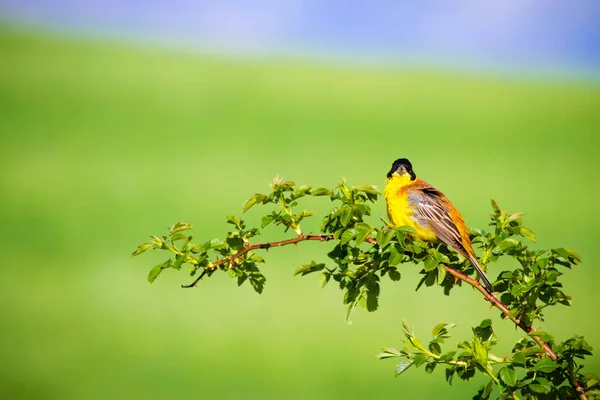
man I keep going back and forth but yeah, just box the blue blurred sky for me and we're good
[1,1,598,73]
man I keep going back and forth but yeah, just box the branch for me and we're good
[181,234,335,288]
[443,265,588,400]
[180,233,588,399]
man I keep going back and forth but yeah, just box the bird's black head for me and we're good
[387,158,416,180]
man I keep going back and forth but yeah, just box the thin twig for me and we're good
[181,234,335,288]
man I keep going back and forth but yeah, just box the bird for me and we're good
[384,158,494,292]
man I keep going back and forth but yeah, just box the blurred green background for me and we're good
[0,26,598,399]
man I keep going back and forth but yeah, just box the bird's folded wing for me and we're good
[411,187,468,257]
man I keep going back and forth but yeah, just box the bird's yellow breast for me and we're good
[384,175,437,241]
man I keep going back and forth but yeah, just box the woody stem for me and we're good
[181,233,588,399]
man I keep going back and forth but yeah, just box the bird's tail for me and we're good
[468,256,494,292]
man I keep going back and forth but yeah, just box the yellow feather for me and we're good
[384,174,437,241]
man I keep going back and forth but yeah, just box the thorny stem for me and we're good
[442,267,587,399]
[181,233,588,399]
[181,234,335,288]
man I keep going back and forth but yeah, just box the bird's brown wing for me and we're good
[408,183,469,258]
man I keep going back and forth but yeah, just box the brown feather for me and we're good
[404,179,493,291]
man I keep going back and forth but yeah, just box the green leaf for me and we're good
[498,238,519,251]
[528,331,555,342]
[340,207,353,226]
[340,229,357,245]
[356,184,380,195]
[438,351,456,362]
[445,367,456,385]
[171,232,188,242]
[147,265,162,283]
[388,269,401,281]
[294,185,312,197]
[395,360,413,377]
[512,352,526,365]
[402,320,415,339]
[310,187,332,197]
[455,365,475,381]
[147,260,172,283]
[499,366,517,387]
[416,270,437,291]
[552,247,569,258]
[354,222,372,245]
[243,194,266,212]
[249,255,265,264]
[366,288,379,312]
[261,214,274,228]
[507,212,524,222]
[237,274,248,286]
[208,238,224,249]
[297,210,314,220]
[529,377,552,394]
[412,353,427,368]
[551,247,581,263]
[185,256,199,266]
[479,319,492,328]
[132,243,153,257]
[519,226,536,242]
[436,265,446,284]
[225,215,241,227]
[150,235,163,247]
[190,242,205,253]
[474,381,493,400]
[396,225,417,234]
[428,342,442,355]
[389,245,403,266]
[375,229,385,247]
[182,235,193,250]
[432,323,449,337]
[534,357,559,373]
[345,300,359,324]
[294,261,326,276]
[164,243,180,255]
[491,199,500,213]
[249,273,266,294]
[423,256,439,272]
[318,272,330,288]
[472,322,493,345]
[510,283,526,297]
[425,362,436,374]
[565,247,582,263]
[583,373,599,389]
[376,347,400,359]
[376,229,396,249]
[170,221,192,234]
[339,180,352,200]
[226,237,245,250]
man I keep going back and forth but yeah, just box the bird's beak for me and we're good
[393,165,407,176]
[387,165,415,180]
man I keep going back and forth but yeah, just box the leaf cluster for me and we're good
[472,200,581,327]
[378,320,599,399]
